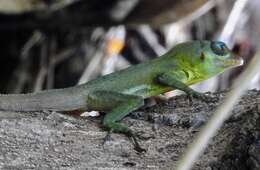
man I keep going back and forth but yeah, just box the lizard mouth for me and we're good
[224,56,244,68]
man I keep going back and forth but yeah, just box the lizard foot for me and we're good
[102,130,146,153]
[127,130,146,153]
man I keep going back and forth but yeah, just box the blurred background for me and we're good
[0,0,259,95]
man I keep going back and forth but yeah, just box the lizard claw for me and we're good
[132,137,146,153]
[103,130,113,146]
[127,131,146,153]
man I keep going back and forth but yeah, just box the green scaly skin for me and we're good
[0,41,243,152]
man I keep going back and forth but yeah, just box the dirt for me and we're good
[0,90,259,170]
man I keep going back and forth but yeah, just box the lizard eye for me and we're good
[210,41,228,56]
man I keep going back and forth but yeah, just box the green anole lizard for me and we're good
[0,41,243,151]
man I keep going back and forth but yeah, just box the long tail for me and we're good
[0,86,87,111]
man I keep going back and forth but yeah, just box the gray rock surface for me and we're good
[0,90,259,169]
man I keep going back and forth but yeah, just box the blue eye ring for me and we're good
[210,41,228,56]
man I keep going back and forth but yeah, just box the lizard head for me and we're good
[173,41,244,80]
[202,41,243,67]
[197,41,244,77]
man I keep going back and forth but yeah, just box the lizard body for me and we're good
[0,41,243,151]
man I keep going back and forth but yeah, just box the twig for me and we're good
[163,0,217,48]
[219,0,249,46]
[138,25,166,56]
[21,31,43,58]
[46,36,57,89]
[50,0,81,11]
[77,46,104,84]
[34,46,76,92]
[109,0,139,22]
[33,39,48,92]
[177,0,217,27]
[218,0,250,90]
[7,31,43,93]
[51,47,76,66]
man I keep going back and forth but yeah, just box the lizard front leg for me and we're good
[87,90,145,152]
[157,71,212,101]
